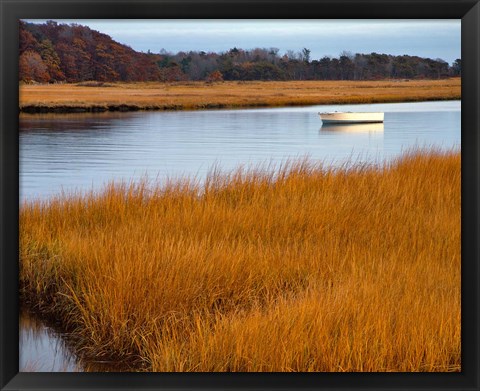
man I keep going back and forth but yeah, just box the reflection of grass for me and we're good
[20,309,81,372]
[20,358,79,373]
[19,79,461,113]
[20,150,460,372]
[20,359,43,372]
[21,360,81,373]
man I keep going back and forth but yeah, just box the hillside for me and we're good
[20,20,161,83]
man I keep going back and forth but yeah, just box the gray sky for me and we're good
[26,19,461,64]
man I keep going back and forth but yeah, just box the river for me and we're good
[20,100,460,202]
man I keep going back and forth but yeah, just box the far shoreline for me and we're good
[19,79,461,114]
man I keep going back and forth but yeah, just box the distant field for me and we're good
[20,150,460,372]
[19,78,461,113]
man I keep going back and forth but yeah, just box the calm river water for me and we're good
[20,100,460,201]
[19,100,460,371]
[20,310,81,372]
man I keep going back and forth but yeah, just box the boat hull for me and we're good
[319,112,384,124]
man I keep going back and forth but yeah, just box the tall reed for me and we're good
[20,149,461,371]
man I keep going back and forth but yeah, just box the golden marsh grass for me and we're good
[19,79,461,112]
[20,150,460,371]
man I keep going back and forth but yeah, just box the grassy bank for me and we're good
[20,150,460,372]
[19,79,461,113]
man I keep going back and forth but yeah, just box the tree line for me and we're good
[20,21,461,84]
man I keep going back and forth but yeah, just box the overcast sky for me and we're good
[26,19,461,64]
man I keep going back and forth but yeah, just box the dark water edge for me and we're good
[19,308,82,372]
[20,307,146,372]
[21,104,185,114]
[20,102,262,114]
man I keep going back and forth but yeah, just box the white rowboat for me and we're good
[319,112,384,124]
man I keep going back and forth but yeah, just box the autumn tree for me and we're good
[19,24,39,54]
[301,48,311,63]
[450,59,461,77]
[39,39,65,81]
[19,51,50,82]
[206,70,223,82]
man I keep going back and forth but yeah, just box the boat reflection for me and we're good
[320,122,384,133]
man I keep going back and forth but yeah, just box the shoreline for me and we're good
[19,96,460,114]
[19,79,461,114]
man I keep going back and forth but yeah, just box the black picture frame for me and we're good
[1,1,478,390]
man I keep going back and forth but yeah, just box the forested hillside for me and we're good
[19,21,461,83]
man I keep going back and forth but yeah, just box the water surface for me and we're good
[20,100,460,201]
[19,310,81,372]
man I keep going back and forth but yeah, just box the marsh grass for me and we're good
[19,79,460,113]
[20,149,460,371]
